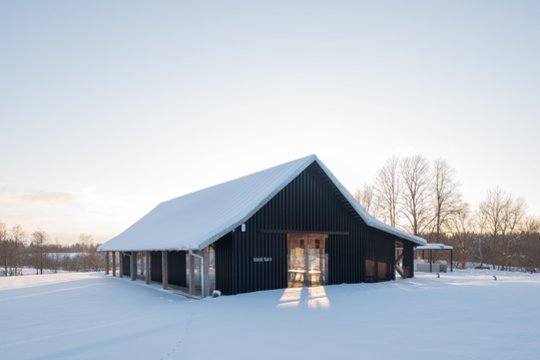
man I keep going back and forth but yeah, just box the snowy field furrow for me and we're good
[1,271,539,359]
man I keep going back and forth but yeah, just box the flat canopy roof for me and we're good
[416,243,454,250]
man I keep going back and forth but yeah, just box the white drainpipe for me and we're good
[189,249,205,298]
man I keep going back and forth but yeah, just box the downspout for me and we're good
[189,249,205,298]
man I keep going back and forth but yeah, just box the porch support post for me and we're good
[188,254,194,296]
[130,251,137,281]
[162,251,168,289]
[203,248,210,297]
[119,253,124,278]
[105,251,110,275]
[145,252,151,284]
[429,250,433,272]
[112,251,116,277]
[395,251,405,279]
[450,249,453,272]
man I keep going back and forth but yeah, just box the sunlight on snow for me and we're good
[277,286,331,309]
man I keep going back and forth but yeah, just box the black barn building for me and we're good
[99,155,426,297]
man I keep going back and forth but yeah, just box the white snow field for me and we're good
[1,271,539,360]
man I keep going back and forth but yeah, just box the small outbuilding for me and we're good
[99,155,426,297]
[415,243,454,273]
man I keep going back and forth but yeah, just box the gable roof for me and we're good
[99,155,426,252]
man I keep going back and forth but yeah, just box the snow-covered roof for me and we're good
[416,243,453,250]
[99,155,426,252]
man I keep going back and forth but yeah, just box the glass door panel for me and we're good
[307,238,323,286]
[287,234,327,287]
[288,235,306,287]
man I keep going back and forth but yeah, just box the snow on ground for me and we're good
[1,271,539,360]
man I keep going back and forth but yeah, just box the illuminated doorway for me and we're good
[287,233,327,287]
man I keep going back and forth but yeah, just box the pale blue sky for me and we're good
[1,1,539,243]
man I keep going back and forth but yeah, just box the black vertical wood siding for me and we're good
[122,252,130,277]
[150,251,162,282]
[213,162,418,295]
[215,233,234,294]
[215,163,400,295]
[167,251,186,287]
[232,231,287,295]
[363,227,396,282]
[403,243,414,278]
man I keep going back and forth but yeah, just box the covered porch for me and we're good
[102,247,215,298]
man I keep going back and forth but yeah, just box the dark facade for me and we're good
[150,251,162,282]
[213,162,416,295]
[167,251,187,287]
[119,250,188,287]
[402,242,415,278]
[122,253,130,277]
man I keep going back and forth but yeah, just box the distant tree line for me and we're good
[0,225,104,276]
[356,155,540,272]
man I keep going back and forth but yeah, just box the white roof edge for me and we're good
[97,246,193,252]
[416,243,453,250]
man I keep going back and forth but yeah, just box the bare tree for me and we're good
[501,196,526,270]
[50,239,61,274]
[478,188,509,237]
[0,223,26,276]
[447,203,475,268]
[520,216,540,234]
[431,159,462,240]
[355,184,382,219]
[0,223,9,276]
[374,157,401,227]
[400,155,432,235]
[11,225,25,276]
[501,197,526,236]
[32,230,48,275]
[478,188,527,269]
[79,234,100,271]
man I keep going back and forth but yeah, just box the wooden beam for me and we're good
[261,229,349,236]
[189,254,195,296]
[395,250,405,279]
[186,253,195,296]
[112,251,116,277]
[203,249,210,297]
[119,253,123,278]
[105,251,110,275]
[162,251,168,289]
[395,251,404,264]
[395,264,405,279]
[145,252,151,284]
[130,252,137,281]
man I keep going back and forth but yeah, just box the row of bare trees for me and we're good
[356,155,540,271]
[0,223,103,276]
[357,156,464,237]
